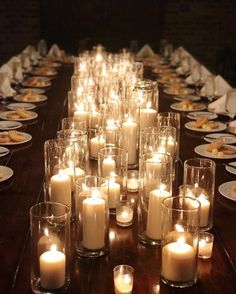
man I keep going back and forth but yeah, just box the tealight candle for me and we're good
[127,170,139,193]
[40,245,66,290]
[113,265,134,294]
[116,202,133,227]
[198,232,214,259]
[162,237,196,282]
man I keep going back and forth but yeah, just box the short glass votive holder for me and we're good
[75,176,109,258]
[89,128,106,160]
[30,202,70,294]
[161,196,200,288]
[127,170,139,193]
[198,232,214,259]
[116,201,134,227]
[61,117,87,131]
[183,158,216,231]
[113,265,134,294]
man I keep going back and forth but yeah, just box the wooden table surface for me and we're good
[0,64,236,294]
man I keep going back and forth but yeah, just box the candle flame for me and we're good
[91,189,101,199]
[177,237,185,246]
[159,183,166,191]
[147,101,152,109]
[44,228,49,236]
[123,274,131,285]
[50,244,57,252]
[175,224,184,233]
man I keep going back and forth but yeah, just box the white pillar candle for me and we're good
[38,228,61,255]
[108,181,120,209]
[166,136,176,158]
[140,108,157,129]
[116,206,133,226]
[146,189,170,240]
[121,118,137,165]
[62,166,85,187]
[162,237,196,282]
[40,245,66,290]
[102,156,116,177]
[127,178,139,192]
[114,274,133,294]
[144,154,163,193]
[90,111,101,128]
[197,193,210,227]
[90,136,106,159]
[82,196,106,250]
[74,110,88,123]
[50,173,71,208]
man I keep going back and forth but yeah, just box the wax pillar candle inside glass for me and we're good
[139,101,157,129]
[138,153,172,246]
[30,202,70,293]
[183,158,215,231]
[75,176,109,257]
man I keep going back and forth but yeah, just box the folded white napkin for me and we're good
[208,94,226,113]
[0,64,13,80]
[37,39,48,56]
[200,75,232,97]
[136,44,155,58]
[0,73,16,98]
[7,57,24,82]
[48,44,63,59]
[20,52,31,70]
[200,65,212,84]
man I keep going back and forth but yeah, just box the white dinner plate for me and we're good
[19,88,45,94]
[164,87,195,96]
[174,94,201,102]
[185,121,227,133]
[170,102,206,112]
[0,111,38,121]
[6,103,36,111]
[187,111,218,120]
[204,133,236,144]
[194,144,236,159]
[39,61,61,68]
[0,165,13,182]
[225,162,236,175]
[0,132,32,145]
[0,146,9,157]
[13,94,47,103]
[218,181,236,201]
[30,68,57,77]
[0,121,22,130]
[22,77,51,88]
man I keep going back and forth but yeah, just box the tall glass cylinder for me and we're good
[30,202,70,293]
[98,147,128,211]
[161,196,200,288]
[138,152,173,245]
[183,158,215,231]
[75,176,109,257]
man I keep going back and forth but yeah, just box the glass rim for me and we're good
[143,151,173,163]
[98,146,128,156]
[162,196,201,212]
[75,175,108,187]
[30,201,70,218]
[113,264,135,274]
[184,157,216,169]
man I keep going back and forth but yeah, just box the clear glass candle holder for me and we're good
[98,147,128,212]
[113,265,134,294]
[183,158,216,231]
[61,117,87,132]
[99,125,122,148]
[157,112,180,162]
[89,128,106,160]
[116,200,134,227]
[138,152,173,246]
[161,196,200,288]
[127,170,139,193]
[30,202,70,294]
[198,232,214,259]
[139,127,160,159]
[75,176,109,257]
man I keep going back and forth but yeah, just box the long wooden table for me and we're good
[1,64,236,293]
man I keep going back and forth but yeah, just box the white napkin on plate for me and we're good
[20,52,31,71]
[136,44,155,58]
[0,64,13,80]
[200,75,232,97]
[208,94,227,113]
[48,44,63,59]
[7,57,24,82]
[0,73,16,98]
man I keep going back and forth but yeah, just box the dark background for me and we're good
[0,0,236,84]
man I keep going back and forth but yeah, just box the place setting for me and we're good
[0,130,32,145]
[185,119,227,132]
[203,133,236,144]
[14,92,47,103]
[0,165,14,182]
[187,111,218,120]
[224,161,236,175]
[0,109,38,121]
[30,67,58,77]
[21,76,51,88]
[170,100,206,112]
[0,120,22,130]
[6,102,36,111]
[218,181,236,201]
[0,146,10,157]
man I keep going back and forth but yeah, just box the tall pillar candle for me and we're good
[82,197,106,250]
[50,173,71,208]
[102,156,116,177]
[140,108,157,129]
[146,189,170,240]
[90,136,106,159]
[121,118,137,165]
